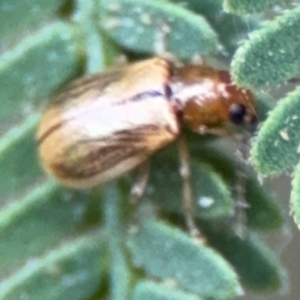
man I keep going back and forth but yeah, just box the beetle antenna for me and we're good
[178,136,205,241]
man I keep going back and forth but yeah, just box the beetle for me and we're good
[37,57,257,235]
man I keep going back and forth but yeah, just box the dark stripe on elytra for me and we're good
[73,124,159,148]
[37,121,66,146]
[50,70,123,107]
[53,143,147,179]
[113,90,164,106]
[111,125,159,142]
[38,91,163,146]
[51,125,159,179]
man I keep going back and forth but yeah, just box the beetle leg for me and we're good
[130,160,150,205]
[233,134,251,238]
[178,136,204,240]
[233,169,249,238]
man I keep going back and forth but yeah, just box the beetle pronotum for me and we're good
[37,57,257,235]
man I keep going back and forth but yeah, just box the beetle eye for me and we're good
[229,103,247,125]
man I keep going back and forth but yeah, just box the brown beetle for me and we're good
[37,57,256,235]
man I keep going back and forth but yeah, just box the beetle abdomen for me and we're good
[41,121,177,188]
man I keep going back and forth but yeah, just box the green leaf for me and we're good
[0,22,83,131]
[244,178,283,231]
[0,0,67,40]
[0,229,106,300]
[133,281,203,300]
[172,0,259,57]
[231,6,300,89]
[291,162,300,228]
[128,218,241,299]
[224,0,287,14]
[207,229,287,291]
[251,86,300,175]
[189,144,283,231]
[254,92,275,123]
[0,115,42,201]
[103,182,132,300]
[0,181,102,275]
[99,0,218,59]
[75,0,122,72]
[148,150,234,220]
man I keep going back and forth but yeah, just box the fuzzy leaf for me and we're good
[224,0,286,14]
[133,281,203,300]
[0,230,106,300]
[172,0,259,57]
[148,151,234,220]
[244,178,283,231]
[251,86,300,175]
[103,182,132,300]
[189,144,283,231]
[75,0,121,72]
[0,181,102,276]
[0,22,83,131]
[254,92,275,122]
[99,0,218,59]
[0,115,42,201]
[231,6,300,89]
[207,229,287,291]
[128,219,241,299]
[291,162,300,228]
[0,0,66,40]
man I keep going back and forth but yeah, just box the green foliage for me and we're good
[205,226,286,291]
[133,281,203,300]
[251,87,300,174]
[224,0,287,14]
[149,149,235,220]
[0,0,296,299]
[291,162,300,228]
[0,22,83,131]
[191,145,284,231]
[231,5,300,89]
[0,230,106,300]
[0,0,67,41]
[171,0,258,58]
[231,4,300,230]
[100,0,218,59]
[128,216,241,299]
